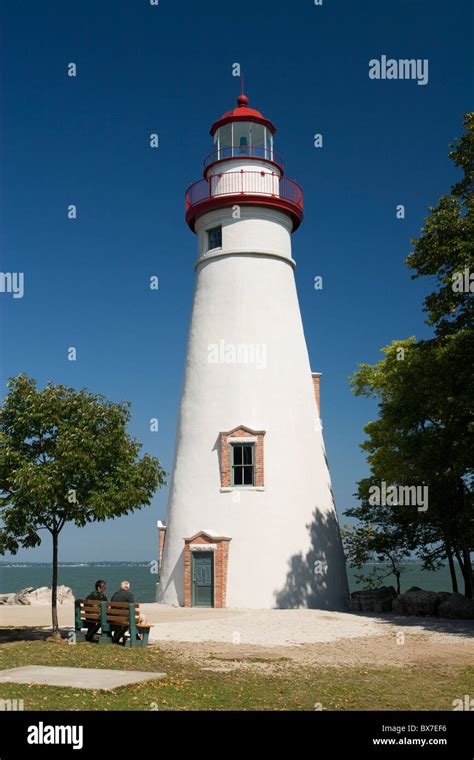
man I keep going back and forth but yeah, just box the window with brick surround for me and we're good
[231,443,254,486]
[219,426,265,488]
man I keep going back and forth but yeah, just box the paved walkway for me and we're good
[0,665,166,690]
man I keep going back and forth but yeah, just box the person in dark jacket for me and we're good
[85,580,107,641]
[110,581,134,644]
[110,581,149,643]
[111,580,134,605]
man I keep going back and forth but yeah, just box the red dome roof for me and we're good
[210,94,276,136]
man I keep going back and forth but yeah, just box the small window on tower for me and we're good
[231,443,255,487]
[207,226,222,251]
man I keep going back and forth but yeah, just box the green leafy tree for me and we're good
[341,523,410,594]
[348,114,474,598]
[350,336,473,596]
[406,112,473,336]
[0,375,166,633]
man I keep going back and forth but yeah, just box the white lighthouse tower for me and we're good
[157,91,349,610]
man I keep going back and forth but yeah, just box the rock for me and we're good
[438,592,474,620]
[13,587,34,605]
[28,586,74,605]
[392,588,449,616]
[350,586,397,613]
[5,586,74,606]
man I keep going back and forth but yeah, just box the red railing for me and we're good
[185,170,303,212]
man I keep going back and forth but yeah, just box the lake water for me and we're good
[0,562,461,603]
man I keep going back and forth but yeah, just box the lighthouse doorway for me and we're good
[192,551,214,607]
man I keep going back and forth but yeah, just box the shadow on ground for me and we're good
[0,627,71,644]
[349,611,474,638]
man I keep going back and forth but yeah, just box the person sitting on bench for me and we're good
[110,581,148,643]
[85,579,107,642]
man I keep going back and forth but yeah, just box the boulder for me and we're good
[392,588,449,616]
[9,586,74,606]
[438,592,474,620]
[350,586,397,613]
[13,587,34,605]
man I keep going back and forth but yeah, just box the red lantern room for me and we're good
[185,91,304,232]
[207,93,278,170]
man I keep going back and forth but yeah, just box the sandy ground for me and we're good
[1,604,473,671]
[161,634,474,673]
[0,603,75,628]
[142,605,474,647]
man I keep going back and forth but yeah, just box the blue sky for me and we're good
[0,0,472,562]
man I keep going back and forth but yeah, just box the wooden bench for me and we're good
[74,599,152,648]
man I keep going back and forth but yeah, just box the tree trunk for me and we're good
[51,530,59,633]
[395,571,401,595]
[387,553,402,595]
[454,482,472,598]
[461,545,473,598]
[445,543,458,593]
[454,548,464,574]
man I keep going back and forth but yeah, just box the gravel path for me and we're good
[141,605,474,647]
[2,603,473,650]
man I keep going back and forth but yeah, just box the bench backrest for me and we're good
[75,599,141,628]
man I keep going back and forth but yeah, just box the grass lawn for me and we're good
[0,640,472,711]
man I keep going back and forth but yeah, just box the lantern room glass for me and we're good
[214,122,273,162]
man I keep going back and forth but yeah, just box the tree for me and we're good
[341,522,410,595]
[348,114,474,597]
[406,112,474,336]
[350,335,473,596]
[0,374,166,634]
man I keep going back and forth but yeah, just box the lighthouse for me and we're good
[157,91,349,610]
